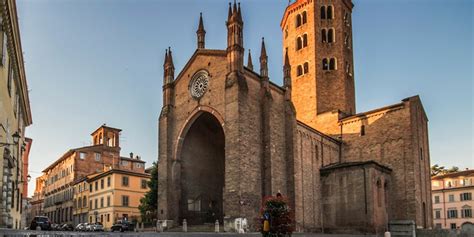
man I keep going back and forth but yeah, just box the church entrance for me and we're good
[180,112,225,225]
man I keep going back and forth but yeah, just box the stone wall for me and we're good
[293,123,340,231]
[339,96,432,229]
[321,162,391,234]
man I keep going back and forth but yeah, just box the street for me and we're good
[0,230,376,237]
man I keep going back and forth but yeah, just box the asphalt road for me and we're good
[0,230,376,237]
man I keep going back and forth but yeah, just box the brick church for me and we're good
[157,0,432,234]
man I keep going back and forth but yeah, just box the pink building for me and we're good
[432,169,474,230]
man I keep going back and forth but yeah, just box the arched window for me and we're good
[322,58,329,70]
[328,29,335,43]
[302,11,307,24]
[297,65,303,76]
[303,34,308,47]
[322,29,327,43]
[329,58,337,70]
[303,62,309,74]
[320,6,326,19]
[296,14,302,27]
[327,5,333,19]
[296,37,303,50]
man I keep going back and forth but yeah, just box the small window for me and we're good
[135,163,142,168]
[95,181,98,191]
[447,209,458,219]
[320,6,326,19]
[449,194,455,202]
[89,200,92,209]
[122,176,129,187]
[360,125,365,136]
[434,196,440,204]
[107,196,111,207]
[89,183,93,192]
[122,195,129,207]
[303,62,309,74]
[297,65,303,76]
[296,14,302,27]
[322,58,329,70]
[450,223,456,229]
[462,208,473,218]
[434,210,441,219]
[302,34,308,47]
[100,179,104,189]
[107,177,111,187]
[329,58,337,70]
[83,197,87,207]
[327,5,333,19]
[94,199,98,209]
[302,11,307,24]
[296,37,303,50]
[95,153,101,162]
[141,179,147,189]
[328,29,335,43]
[79,152,86,160]
[121,160,129,166]
[322,29,327,43]
[460,193,472,201]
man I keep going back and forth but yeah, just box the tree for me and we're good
[139,162,158,222]
[431,164,459,177]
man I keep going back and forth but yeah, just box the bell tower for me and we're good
[281,0,355,131]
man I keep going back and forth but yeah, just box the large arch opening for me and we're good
[179,112,225,225]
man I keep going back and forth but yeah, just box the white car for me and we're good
[92,223,104,232]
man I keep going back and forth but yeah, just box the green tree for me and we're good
[431,164,459,177]
[139,162,158,222]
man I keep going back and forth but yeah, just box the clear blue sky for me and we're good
[17,0,472,196]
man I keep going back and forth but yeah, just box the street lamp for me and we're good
[0,131,21,147]
[27,174,31,183]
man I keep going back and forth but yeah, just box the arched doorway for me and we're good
[179,112,225,225]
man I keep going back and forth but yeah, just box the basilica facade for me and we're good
[157,0,432,234]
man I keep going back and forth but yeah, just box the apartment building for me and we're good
[85,167,149,229]
[0,0,33,229]
[432,169,474,230]
[40,125,144,225]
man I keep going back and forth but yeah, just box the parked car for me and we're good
[29,216,51,231]
[59,223,74,231]
[111,220,134,232]
[75,223,86,231]
[51,223,60,231]
[85,223,94,232]
[91,222,104,232]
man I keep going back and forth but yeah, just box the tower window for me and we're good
[296,37,303,50]
[302,34,308,47]
[322,58,329,70]
[327,5,334,19]
[322,29,327,43]
[328,29,335,43]
[302,11,307,24]
[297,65,303,77]
[296,14,302,27]
[323,58,337,71]
[303,62,309,74]
[360,125,365,136]
[320,6,326,19]
[329,58,337,70]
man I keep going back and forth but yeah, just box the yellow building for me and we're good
[432,169,474,230]
[83,167,149,230]
[0,0,33,229]
[72,177,90,225]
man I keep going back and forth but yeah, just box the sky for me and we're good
[16,0,473,197]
